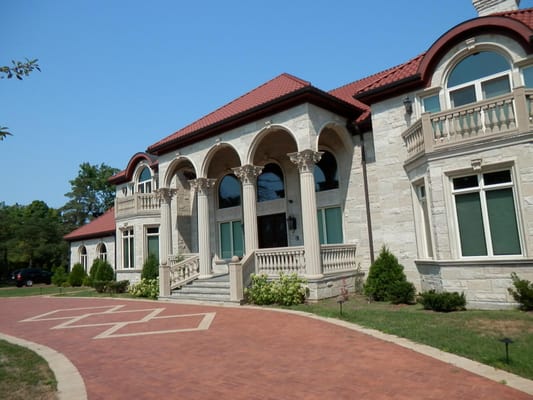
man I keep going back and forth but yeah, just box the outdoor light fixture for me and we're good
[403,96,413,115]
[287,215,297,231]
[499,337,514,364]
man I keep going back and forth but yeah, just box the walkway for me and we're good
[0,296,531,400]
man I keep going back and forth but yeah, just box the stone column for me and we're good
[190,178,216,278]
[157,187,176,297]
[232,164,263,254]
[289,149,323,279]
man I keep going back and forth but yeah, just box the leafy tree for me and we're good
[61,162,119,228]
[1,58,40,140]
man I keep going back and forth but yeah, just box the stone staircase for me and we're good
[169,274,231,302]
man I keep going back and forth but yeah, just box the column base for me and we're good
[198,274,213,280]
[304,273,324,280]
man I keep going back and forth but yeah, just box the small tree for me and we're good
[141,253,159,280]
[508,273,533,311]
[51,266,68,286]
[364,246,415,304]
[95,260,114,282]
[68,263,86,287]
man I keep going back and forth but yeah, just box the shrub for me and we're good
[141,253,159,280]
[364,246,414,303]
[68,263,86,287]
[419,290,466,312]
[51,266,68,286]
[508,273,533,311]
[388,280,416,305]
[87,259,102,287]
[93,280,130,294]
[245,273,307,306]
[95,260,114,282]
[129,278,159,299]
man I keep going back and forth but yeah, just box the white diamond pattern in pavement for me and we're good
[20,305,216,339]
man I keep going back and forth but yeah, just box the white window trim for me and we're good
[122,228,135,269]
[411,177,434,259]
[446,70,511,109]
[145,225,159,261]
[218,219,243,260]
[449,166,524,259]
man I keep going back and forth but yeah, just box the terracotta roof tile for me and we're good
[149,73,311,151]
[497,7,533,27]
[64,208,115,241]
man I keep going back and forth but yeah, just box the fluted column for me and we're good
[190,178,216,278]
[289,149,323,278]
[232,164,263,253]
[156,187,176,297]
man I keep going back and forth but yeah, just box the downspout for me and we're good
[347,121,375,264]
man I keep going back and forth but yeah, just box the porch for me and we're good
[115,193,161,217]
[160,243,358,302]
[402,87,533,162]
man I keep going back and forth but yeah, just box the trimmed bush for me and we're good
[93,280,129,294]
[364,246,415,304]
[68,263,86,287]
[245,273,307,306]
[508,273,533,311]
[141,253,159,280]
[388,280,416,305]
[129,278,159,299]
[51,266,68,286]
[419,290,466,312]
[95,260,114,282]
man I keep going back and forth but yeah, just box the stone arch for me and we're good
[164,156,198,188]
[201,142,242,179]
[248,125,299,167]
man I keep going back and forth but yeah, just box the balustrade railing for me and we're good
[169,254,200,289]
[115,193,161,216]
[321,243,357,274]
[255,246,306,276]
[403,88,533,160]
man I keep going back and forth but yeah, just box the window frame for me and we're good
[79,246,88,271]
[145,226,159,262]
[122,228,135,269]
[317,206,344,245]
[219,220,244,259]
[137,167,152,194]
[451,168,522,258]
[97,243,107,261]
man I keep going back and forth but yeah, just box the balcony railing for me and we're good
[321,243,357,274]
[402,87,533,160]
[115,193,161,217]
[169,254,199,289]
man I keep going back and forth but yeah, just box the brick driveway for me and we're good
[0,296,531,400]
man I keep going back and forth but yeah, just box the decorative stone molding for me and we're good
[232,165,264,185]
[155,187,177,203]
[471,158,483,171]
[288,149,323,173]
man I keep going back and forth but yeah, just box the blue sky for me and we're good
[2,0,533,208]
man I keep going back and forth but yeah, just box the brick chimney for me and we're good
[472,0,520,16]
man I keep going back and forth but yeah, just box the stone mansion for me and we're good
[66,0,533,308]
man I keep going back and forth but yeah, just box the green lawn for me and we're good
[0,285,133,298]
[0,339,57,400]
[289,295,533,380]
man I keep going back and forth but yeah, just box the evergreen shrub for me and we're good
[508,273,533,311]
[51,266,68,286]
[418,290,466,312]
[68,263,86,287]
[141,253,159,280]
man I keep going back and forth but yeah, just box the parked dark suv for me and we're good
[12,268,53,287]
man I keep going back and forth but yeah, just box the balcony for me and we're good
[402,87,533,162]
[115,193,161,218]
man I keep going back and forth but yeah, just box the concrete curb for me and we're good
[0,332,87,400]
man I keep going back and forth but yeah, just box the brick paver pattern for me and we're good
[0,297,531,400]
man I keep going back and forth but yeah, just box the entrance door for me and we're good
[258,213,288,248]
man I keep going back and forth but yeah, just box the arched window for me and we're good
[257,163,285,202]
[137,167,152,193]
[218,174,241,208]
[98,243,107,261]
[314,151,339,192]
[447,51,511,108]
[79,246,87,271]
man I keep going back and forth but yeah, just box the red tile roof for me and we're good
[64,208,115,241]
[148,73,363,154]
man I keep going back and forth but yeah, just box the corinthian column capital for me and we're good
[288,149,323,173]
[156,187,177,203]
[232,164,264,185]
[189,178,216,196]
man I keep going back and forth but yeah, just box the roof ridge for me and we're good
[493,6,533,17]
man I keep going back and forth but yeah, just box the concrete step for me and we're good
[169,274,231,302]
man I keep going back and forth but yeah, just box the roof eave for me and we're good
[354,74,422,104]
[148,87,362,155]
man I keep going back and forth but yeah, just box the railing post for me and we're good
[159,262,170,297]
[421,113,434,153]
[229,256,244,303]
[514,86,529,134]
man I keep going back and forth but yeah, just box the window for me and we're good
[218,174,241,209]
[137,167,152,194]
[314,151,339,192]
[79,246,87,271]
[522,66,533,88]
[257,163,285,202]
[122,228,135,268]
[97,243,107,261]
[317,207,343,244]
[447,51,510,108]
[219,220,243,259]
[452,170,521,257]
[422,95,441,113]
[146,227,159,261]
